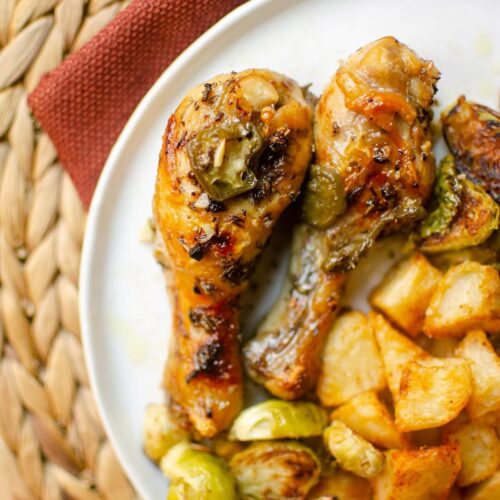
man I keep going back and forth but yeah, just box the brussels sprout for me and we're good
[427,230,500,271]
[324,420,384,479]
[229,441,321,499]
[161,442,237,500]
[420,156,499,253]
[442,97,500,203]
[229,399,327,441]
[420,156,463,239]
[143,404,189,462]
[421,179,499,253]
[187,122,264,201]
[303,164,346,229]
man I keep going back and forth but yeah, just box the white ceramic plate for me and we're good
[80,0,500,497]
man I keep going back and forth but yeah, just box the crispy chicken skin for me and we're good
[154,69,313,436]
[443,97,500,203]
[244,37,439,400]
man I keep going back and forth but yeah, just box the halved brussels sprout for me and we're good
[420,155,463,239]
[324,420,384,479]
[420,156,499,253]
[428,230,500,270]
[187,122,264,201]
[161,442,237,500]
[229,441,321,499]
[442,97,500,203]
[229,399,327,441]
[303,164,346,229]
[143,404,189,462]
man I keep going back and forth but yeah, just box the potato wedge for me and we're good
[370,312,428,402]
[372,444,461,500]
[443,421,500,487]
[317,311,385,407]
[395,357,472,431]
[370,253,442,337]
[423,262,500,337]
[456,330,500,418]
[465,471,500,500]
[324,420,385,479]
[331,391,406,449]
[308,470,372,500]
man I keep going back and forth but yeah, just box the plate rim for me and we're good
[79,0,275,496]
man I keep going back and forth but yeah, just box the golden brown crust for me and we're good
[244,37,439,400]
[154,69,313,436]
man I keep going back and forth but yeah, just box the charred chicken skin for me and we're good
[154,69,313,437]
[244,37,439,400]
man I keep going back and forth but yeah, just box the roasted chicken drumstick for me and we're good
[244,37,439,400]
[154,69,313,436]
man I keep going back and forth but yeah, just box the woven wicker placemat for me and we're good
[0,1,136,498]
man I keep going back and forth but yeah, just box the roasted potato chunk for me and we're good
[465,471,500,500]
[331,391,406,449]
[317,311,385,406]
[443,421,500,487]
[308,470,372,500]
[420,178,499,254]
[143,404,189,462]
[456,330,500,418]
[423,262,500,337]
[372,444,461,500]
[229,399,327,441]
[370,312,428,402]
[230,441,320,499]
[476,410,500,431]
[395,357,472,431]
[370,253,442,337]
[324,420,385,479]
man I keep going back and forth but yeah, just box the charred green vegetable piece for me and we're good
[443,97,500,203]
[187,122,264,201]
[303,164,346,229]
[420,156,499,253]
[229,399,327,441]
[428,231,500,270]
[161,442,237,499]
[229,441,321,499]
[420,156,463,239]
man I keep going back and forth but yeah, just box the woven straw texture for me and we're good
[0,1,136,498]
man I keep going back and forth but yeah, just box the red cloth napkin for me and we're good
[28,0,245,208]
